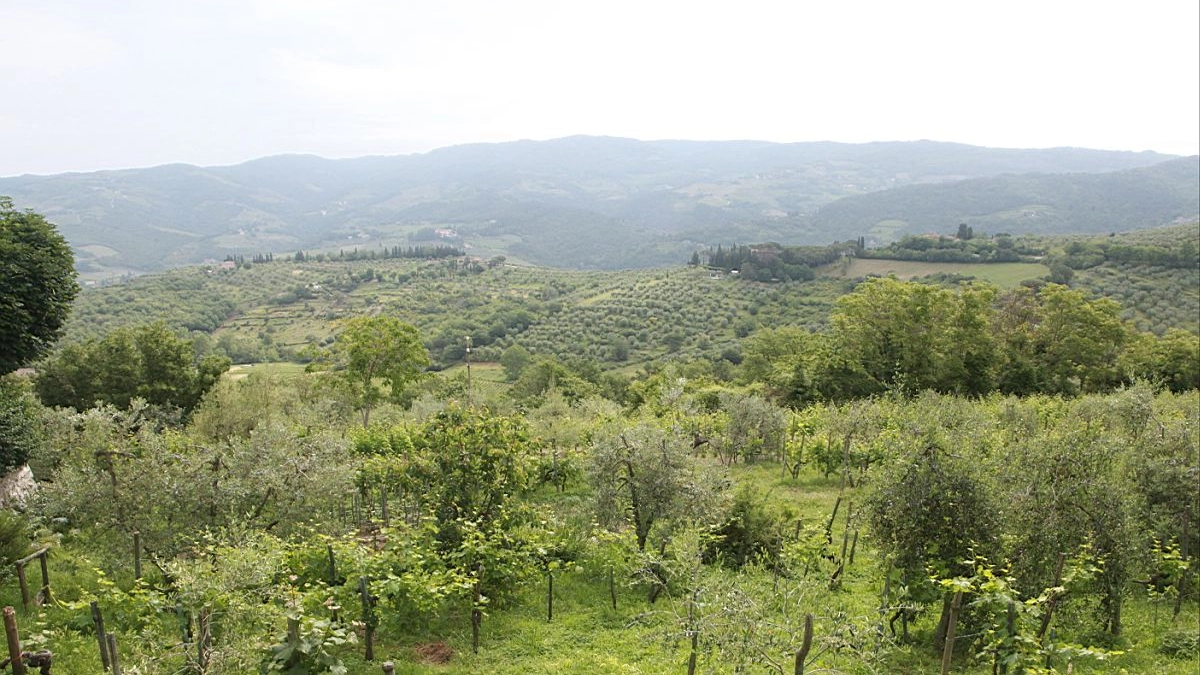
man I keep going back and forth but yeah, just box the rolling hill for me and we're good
[811,156,1200,243]
[0,136,1188,278]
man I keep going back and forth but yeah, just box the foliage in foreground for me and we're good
[4,369,1194,674]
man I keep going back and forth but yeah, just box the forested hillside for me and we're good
[812,156,1199,243]
[0,137,1184,278]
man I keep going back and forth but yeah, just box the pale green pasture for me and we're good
[832,258,1050,287]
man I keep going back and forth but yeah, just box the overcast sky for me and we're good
[3,0,1197,176]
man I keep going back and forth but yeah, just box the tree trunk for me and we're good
[794,613,813,675]
[934,592,953,652]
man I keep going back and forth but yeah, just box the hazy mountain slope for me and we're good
[812,156,1200,242]
[0,137,1182,277]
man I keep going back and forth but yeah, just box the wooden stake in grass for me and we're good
[37,552,51,606]
[327,544,337,587]
[1037,553,1066,641]
[608,566,617,611]
[380,487,389,528]
[3,607,25,675]
[546,569,554,623]
[1174,515,1190,620]
[133,532,142,582]
[15,565,28,613]
[824,496,842,545]
[471,564,485,655]
[875,572,891,647]
[359,577,376,661]
[106,633,121,675]
[91,601,110,671]
[14,548,51,612]
[939,591,962,675]
[999,600,1017,675]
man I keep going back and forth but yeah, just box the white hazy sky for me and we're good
[2,0,1197,176]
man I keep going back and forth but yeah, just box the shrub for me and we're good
[1159,628,1200,659]
[0,377,41,473]
[0,509,31,572]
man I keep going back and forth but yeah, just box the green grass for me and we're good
[226,362,308,380]
[832,258,1050,287]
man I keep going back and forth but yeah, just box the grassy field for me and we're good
[226,361,309,380]
[829,258,1050,287]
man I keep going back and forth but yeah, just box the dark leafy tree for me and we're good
[313,315,430,427]
[1119,328,1200,393]
[499,344,532,381]
[36,321,229,415]
[0,198,79,374]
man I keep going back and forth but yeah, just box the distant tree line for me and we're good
[292,245,464,263]
[1057,238,1199,270]
[222,246,467,267]
[859,228,1045,263]
[694,241,858,282]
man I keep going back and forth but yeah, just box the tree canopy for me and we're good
[0,197,78,374]
[318,315,430,427]
[35,321,229,415]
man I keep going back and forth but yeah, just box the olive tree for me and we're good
[588,419,728,552]
[865,429,999,648]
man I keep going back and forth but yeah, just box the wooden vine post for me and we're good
[608,566,617,610]
[379,487,389,528]
[359,577,376,661]
[91,601,110,671]
[999,600,1018,675]
[0,609,52,675]
[327,544,337,587]
[106,632,121,675]
[940,591,963,675]
[3,607,25,675]
[1174,515,1190,620]
[133,532,142,582]
[824,496,842,544]
[471,564,485,655]
[14,548,52,612]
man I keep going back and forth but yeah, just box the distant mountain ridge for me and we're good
[812,156,1200,243]
[0,136,1190,278]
